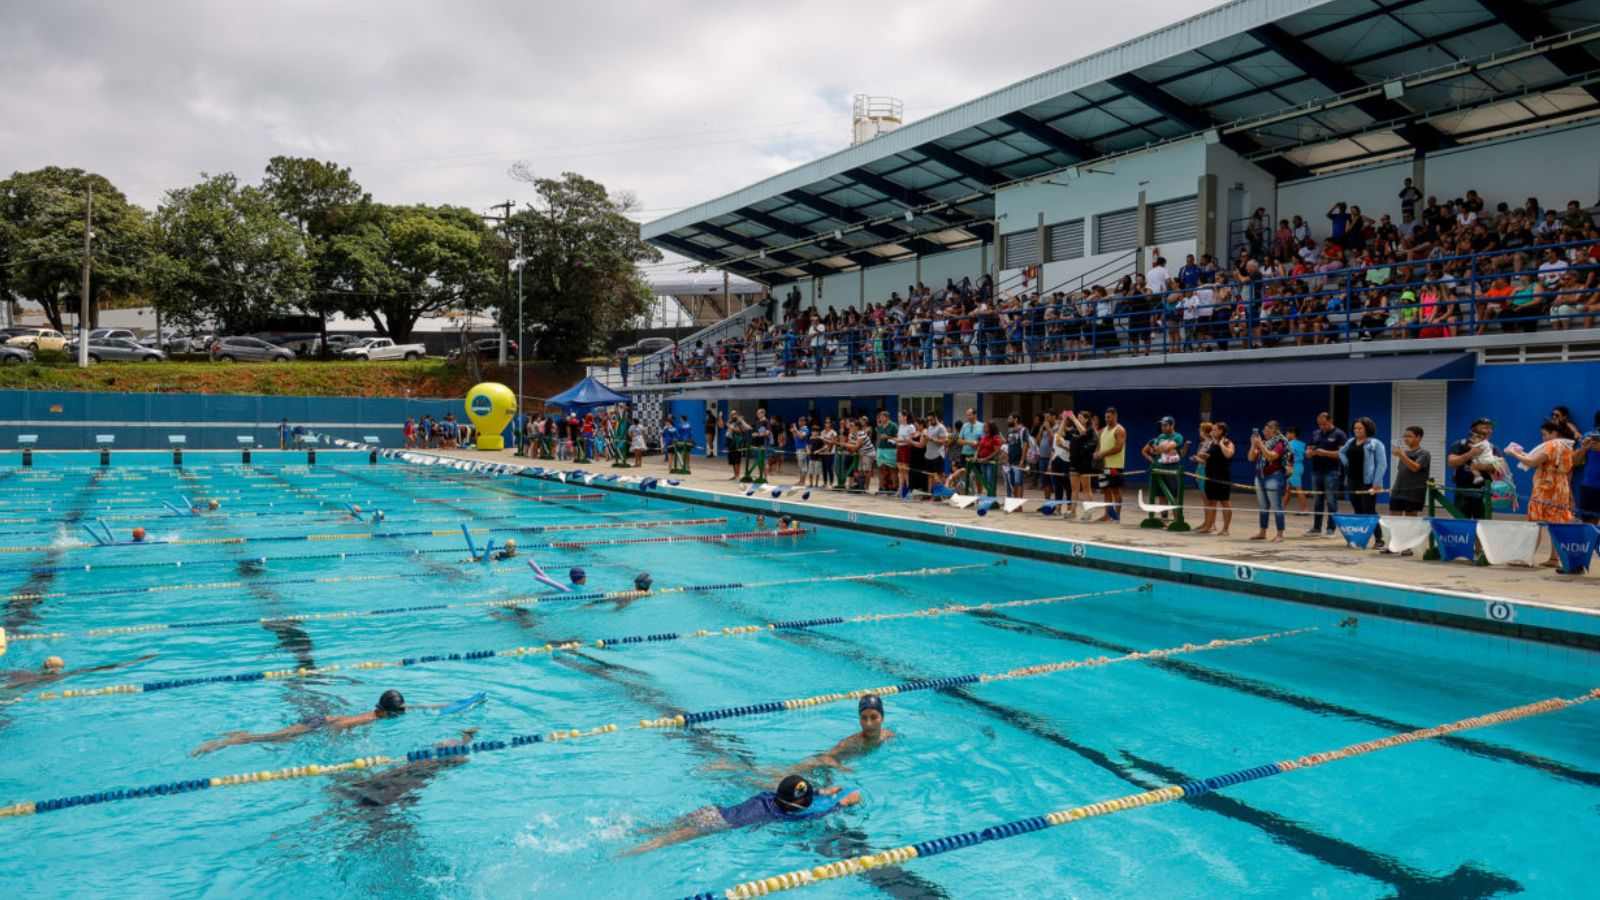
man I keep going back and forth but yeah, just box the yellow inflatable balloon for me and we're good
[465,382,517,451]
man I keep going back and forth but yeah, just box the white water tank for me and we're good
[851,95,903,145]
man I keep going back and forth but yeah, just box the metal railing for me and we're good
[597,238,1600,387]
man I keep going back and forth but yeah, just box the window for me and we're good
[1000,229,1041,269]
[1152,195,1198,243]
[1095,208,1137,254]
[1046,219,1085,262]
[898,394,942,422]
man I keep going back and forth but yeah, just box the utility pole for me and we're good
[78,187,92,369]
[487,199,514,367]
[515,232,525,413]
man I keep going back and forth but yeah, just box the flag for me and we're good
[1379,517,1431,554]
[1475,521,1542,567]
[1430,519,1478,562]
[1331,514,1379,549]
[1548,523,1600,574]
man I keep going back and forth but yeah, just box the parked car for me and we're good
[621,337,674,356]
[209,336,295,362]
[65,338,167,362]
[88,328,141,343]
[447,337,518,361]
[339,337,427,360]
[5,328,68,352]
[0,344,34,365]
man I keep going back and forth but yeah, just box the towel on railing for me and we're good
[1475,521,1542,567]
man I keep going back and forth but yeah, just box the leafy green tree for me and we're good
[506,171,660,363]
[0,167,150,331]
[324,203,504,343]
[148,173,309,334]
[261,157,370,352]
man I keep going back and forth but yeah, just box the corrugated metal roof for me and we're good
[644,0,1600,285]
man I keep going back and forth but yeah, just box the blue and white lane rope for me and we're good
[682,689,1600,899]
[0,626,1307,820]
[3,563,996,643]
[11,586,1148,704]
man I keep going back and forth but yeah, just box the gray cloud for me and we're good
[1,0,1208,228]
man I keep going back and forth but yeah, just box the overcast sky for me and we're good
[4,0,1214,267]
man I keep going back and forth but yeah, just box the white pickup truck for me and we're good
[339,337,427,360]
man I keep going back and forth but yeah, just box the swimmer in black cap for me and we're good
[569,567,587,586]
[633,572,653,592]
[794,693,895,772]
[190,689,439,756]
[623,774,860,856]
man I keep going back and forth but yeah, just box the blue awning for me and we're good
[547,377,631,411]
[680,352,1475,401]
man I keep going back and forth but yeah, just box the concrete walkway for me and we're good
[423,448,1600,613]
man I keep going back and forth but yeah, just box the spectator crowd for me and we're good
[649,186,1600,385]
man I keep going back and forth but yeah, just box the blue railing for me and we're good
[625,239,1599,385]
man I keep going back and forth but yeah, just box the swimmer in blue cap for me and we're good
[190,689,446,756]
[623,774,860,855]
[569,567,587,586]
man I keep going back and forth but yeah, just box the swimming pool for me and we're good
[2,450,1598,898]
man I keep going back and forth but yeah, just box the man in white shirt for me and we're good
[1182,285,1210,350]
[1146,256,1172,293]
[923,413,949,489]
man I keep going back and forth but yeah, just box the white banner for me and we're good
[1379,517,1432,554]
[1476,521,1543,567]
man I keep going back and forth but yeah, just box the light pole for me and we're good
[78,187,92,369]
[515,232,524,411]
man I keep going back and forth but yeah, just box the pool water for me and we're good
[2,451,1598,899]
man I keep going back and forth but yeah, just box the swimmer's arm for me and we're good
[71,653,158,676]
[817,786,863,808]
[190,723,313,756]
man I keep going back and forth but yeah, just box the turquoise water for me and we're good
[2,451,1598,899]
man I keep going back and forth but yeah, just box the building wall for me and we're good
[997,137,1209,291]
[862,258,918,305]
[0,389,459,450]
[1277,120,1600,233]
[1207,142,1280,257]
[820,270,863,311]
[916,246,986,292]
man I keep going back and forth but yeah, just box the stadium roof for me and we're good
[643,0,1600,284]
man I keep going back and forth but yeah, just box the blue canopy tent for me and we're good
[546,377,630,412]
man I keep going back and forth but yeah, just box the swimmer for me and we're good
[569,567,587,586]
[633,572,652,592]
[372,509,385,524]
[348,504,364,521]
[2,652,157,690]
[786,694,895,773]
[209,498,220,511]
[1339,616,1359,629]
[189,689,445,756]
[131,527,146,543]
[237,557,268,576]
[491,538,518,561]
[623,774,860,856]
[778,514,794,532]
[755,514,767,530]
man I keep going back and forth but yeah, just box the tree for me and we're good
[261,157,370,352]
[506,170,661,364]
[323,203,504,343]
[0,167,150,332]
[148,173,309,334]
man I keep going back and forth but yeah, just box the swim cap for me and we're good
[207,499,220,510]
[43,656,65,671]
[569,567,586,584]
[858,694,884,715]
[351,504,363,514]
[373,510,385,522]
[775,774,814,811]
[131,527,146,542]
[376,689,406,714]
[634,572,653,591]
[504,538,517,550]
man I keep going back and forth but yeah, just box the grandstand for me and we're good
[619,0,1600,480]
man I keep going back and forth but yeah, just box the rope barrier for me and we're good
[546,528,807,550]
[692,688,1600,899]
[16,586,1149,704]
[5,563,993,644]
[0,624,1303,820]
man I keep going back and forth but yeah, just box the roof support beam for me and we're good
[1106,73,1307,180]
[913,142,1008,187]
[650,233,728,265]
[781,188,907,241]
[1247,24,1452,151]
[692,222,806,265]
[842,167,970,223]
[1476,0,1600,101]
[735,206,815,241]
[998,112,1098,160]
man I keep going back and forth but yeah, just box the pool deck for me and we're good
[424,449,1600,614]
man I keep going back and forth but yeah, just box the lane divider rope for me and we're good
[0,625,1303,820]
[687,688,1600,899]
[15,586,1150,703]
[5,563,995,644]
